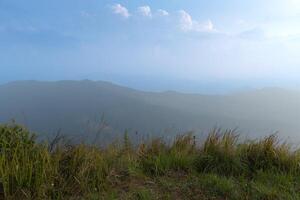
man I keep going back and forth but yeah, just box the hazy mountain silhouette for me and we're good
[1,80,300,141]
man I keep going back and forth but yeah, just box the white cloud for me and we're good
[202,20,214,32]
[138,6,152,18]
[111,4,130,19]
[157,9,169,16]
[179,10,215,32]
[179,10,193,31]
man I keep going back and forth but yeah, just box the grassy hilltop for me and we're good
[1,123,300,199]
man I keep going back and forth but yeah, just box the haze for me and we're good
[1,1,300,142]
[1,0,299,92]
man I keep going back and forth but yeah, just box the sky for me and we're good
[0,0,299,92]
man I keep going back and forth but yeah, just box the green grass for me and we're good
[1,123,300,199]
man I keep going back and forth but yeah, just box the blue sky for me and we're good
[0,0,299,92]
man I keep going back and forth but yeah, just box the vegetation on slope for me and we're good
[1,123,300,199]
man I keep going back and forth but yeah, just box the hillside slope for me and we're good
[1,80,300,140]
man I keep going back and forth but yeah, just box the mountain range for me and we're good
[1,80,300,142]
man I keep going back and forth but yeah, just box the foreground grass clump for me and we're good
[1,123,300,199]
[194,129,244,176]
[138,134,197,176]
[240,134,300,175]
[0,124,52,198]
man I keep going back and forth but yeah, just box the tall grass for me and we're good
[1,123,300,199]
[0,124,53,199]
[194,128,244,176]
[138,134,197,175]
[240,134,300,175]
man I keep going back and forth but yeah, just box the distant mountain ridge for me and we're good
[1,80,300,141]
